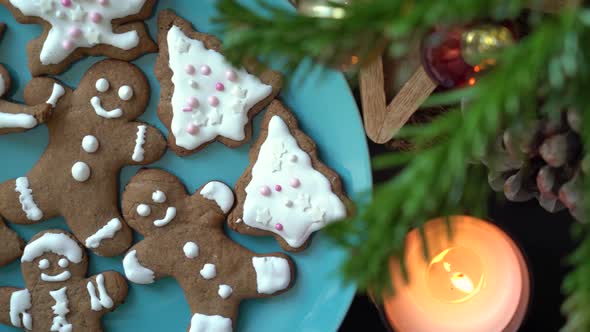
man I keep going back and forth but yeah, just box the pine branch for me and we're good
[215,0,529,72]
[327,12,578,294]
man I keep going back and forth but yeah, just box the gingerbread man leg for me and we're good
[0,287,30,330]
[63,193,133,257]
[0,218,23,267]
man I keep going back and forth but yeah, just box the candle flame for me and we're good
[451,272,475,294]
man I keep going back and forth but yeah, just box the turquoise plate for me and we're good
[0,1,372,331]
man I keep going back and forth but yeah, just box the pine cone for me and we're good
[483,109,585,221]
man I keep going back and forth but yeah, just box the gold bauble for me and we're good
[296,0,351,19]
[461,25,515,67]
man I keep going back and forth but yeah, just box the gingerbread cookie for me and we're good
[1,0,158,76]
[0,59,167,257]
[228,100,352,252]
[155,10,282,156]
[121,169,295,331]
[0,22,53,135]
[0,218,23,267]
[0,229,128,331]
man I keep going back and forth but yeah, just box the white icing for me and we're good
[49,287,72,332]
[200,263,216,280]
[10,289,32,330]
[71,161,91,182]
[9,0,148,65]
[136,203,151,217]
[85,218,122,249]
[123,250,155,284]
[167,26,273,150]
[42,270,71,282]
[82,135,99,153]
[46,83,65,107]
[39,258,50,269]
[91,96,123,118]
[87,273,114,311]
[153,206,176,227]
[242,116,347,248]
[132,125,146,162]
[58,258,69,268]
[15,176,43,221]
[183,241,199,259]
[0,112,37,129]
[190,313,232,332]
[199,181,234,214]
[22,232,83,263]
[218,285,233,299]
[152,190,166,203]
[252,256,291,294]
[96,78,110,92]
[118,85,133,101]
[0,74,5,96]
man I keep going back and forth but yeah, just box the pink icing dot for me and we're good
[90,12,103,23]
[275,185,282,192]
[215,82,225,91]
[187,96,199,108]
[226,70,238,82]
[68,27,82,39]
[185,64,196,75]
[290,178,301,188]
[200,65,211,75]
[98,0,109,5]
[186,124,198,135]
[275,223,284,231]
[62,39,74,50]
[61,0,72,7]
[208,96,219,107]
[259,186,271,196]
[182,106,192,112]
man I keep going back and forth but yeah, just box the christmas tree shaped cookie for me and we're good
[1,0,158,75]
[155,10,282,156]
[228,101,352,251]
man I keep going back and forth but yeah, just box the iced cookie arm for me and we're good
[23,77,71,107]
[85,271,128,313]
[121,122,167,165]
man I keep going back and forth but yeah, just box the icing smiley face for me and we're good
[72,61,150,121]
[20,232,88,285]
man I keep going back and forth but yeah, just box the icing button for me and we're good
[98,0,109,5]
[187,97,199,108]
[275,223,284,231]
[275,185,282,192]
[260,186,271,196]
[68,27,82,39]
[290,155,298,162]
[189,80,198,89]
[215,83,225,91]
[61,0,72,6]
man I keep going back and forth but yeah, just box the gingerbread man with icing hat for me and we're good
[0,59,167,257]
[0,229,128,331]
[121,169,295,332]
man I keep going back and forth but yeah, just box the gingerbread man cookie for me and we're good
[155,10,283,156]
[228,100,353,252]
[0,230,128,331]
[121,169,295,331]
[0,218,23,267]
[1,0,158,76]
[0,59,167,257]
[0,22,53,135]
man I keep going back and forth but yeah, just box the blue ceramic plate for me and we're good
[0,1,371,331]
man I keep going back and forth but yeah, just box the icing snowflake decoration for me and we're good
[242,116,347,248]
[166,26,273,150]
[9,0,148,65]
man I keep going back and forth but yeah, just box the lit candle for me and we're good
[384,216,530,332]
